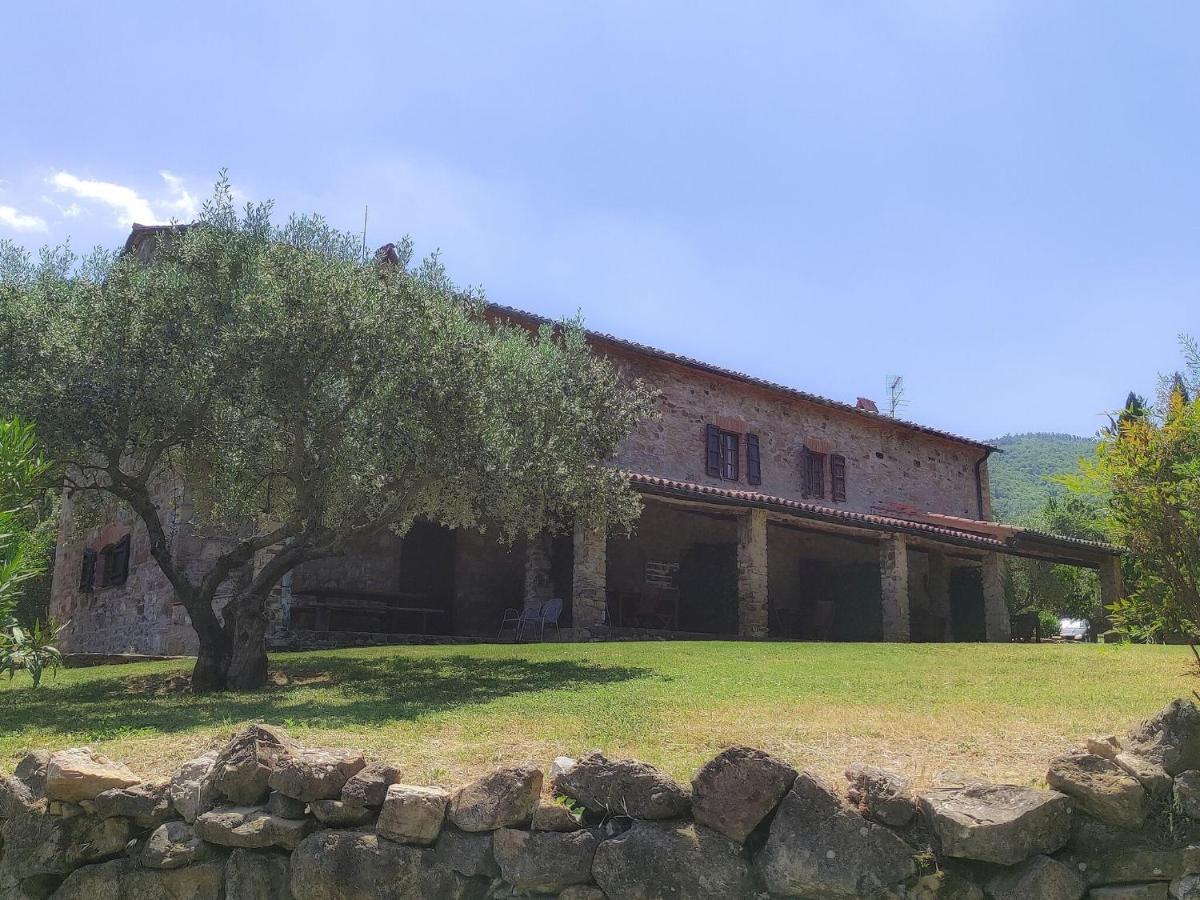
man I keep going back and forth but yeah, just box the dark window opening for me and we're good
[831,454,846,502]
[802,447,826,499]
[98,535,131,588]
[705,424,740,481]
[109,534,131,586]
[79,549,96,592]
[720,432,739,480]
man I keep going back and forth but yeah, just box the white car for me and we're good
[1060,618,1089,640]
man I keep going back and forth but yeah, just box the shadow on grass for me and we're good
[0,653,656,741]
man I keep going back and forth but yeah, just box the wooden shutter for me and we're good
[802,447,825,499]
[109,535,131,586]
[800,447,810,497]
[831,453,846,502]
[746,433,762,485]
[705,424,721,477]
[79,549,96,592]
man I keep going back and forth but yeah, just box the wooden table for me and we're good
[300,589,447,634]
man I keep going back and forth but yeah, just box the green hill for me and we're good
[987,432,1099,523]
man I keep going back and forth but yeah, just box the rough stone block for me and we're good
[194,805,316,851]
[268,748,366,802]
[920,783,1071,865]
[377,784,449,846]
[1047,753,1147,831]
[44,748,139,802]
[492,826,600,894]
[552,750,690,819]
[757,771,916,897]
[593,820,754,900]
[447,764,541,832]
[691,746,798,841]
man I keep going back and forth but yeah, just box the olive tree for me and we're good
[0,179,654,691]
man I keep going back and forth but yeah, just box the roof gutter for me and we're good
[975,448,995,521]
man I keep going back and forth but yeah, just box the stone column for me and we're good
[981,552,1010,642]
[572,519,608,638]
[523,532,554,606]
[736,508,769,638]
[880,533,911,642]
[927,550,952,641]
[1096,555,1123,640]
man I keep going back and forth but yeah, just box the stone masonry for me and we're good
[735,508,769,637]
[571,521,607,637]
[879,533,911,642]
[982,552,1012,642]
[5,698,1200,898]
[50,272,1124,654]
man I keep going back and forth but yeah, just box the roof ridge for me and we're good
[488,303,997,453]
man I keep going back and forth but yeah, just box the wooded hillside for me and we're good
[988,432,1099,523]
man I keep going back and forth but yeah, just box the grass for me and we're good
[0,641,1193,789]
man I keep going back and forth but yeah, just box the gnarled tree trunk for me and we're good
[191,612,232,693]
[224,592,271,691]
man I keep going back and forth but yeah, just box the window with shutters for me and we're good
[97,544,113,587]
[79,549,96,592]
[746,433,762,486]
[97,534,131,589]
[830,453,846,502]
[108,534,131,586]
[802,447,826,499]
[704,424,740,481]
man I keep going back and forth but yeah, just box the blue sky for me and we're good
[3,2,1196,441]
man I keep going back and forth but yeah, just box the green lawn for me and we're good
[0,641,1192,789]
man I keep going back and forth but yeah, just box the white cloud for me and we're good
[0,205,48,232]
[159,171,198,220]
[50,172,157,227]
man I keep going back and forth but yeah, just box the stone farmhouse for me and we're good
[49,226,1123,656]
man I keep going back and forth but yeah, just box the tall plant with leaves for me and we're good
[1068,336,1200,641]
[0,417,50,622]
[0,619,65,688]
[0,176,656,692]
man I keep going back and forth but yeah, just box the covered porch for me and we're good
[564,475,1124,643]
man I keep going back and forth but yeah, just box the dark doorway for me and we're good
[677,543,737,633]
[788,559,882,641]
[950,567,987,641]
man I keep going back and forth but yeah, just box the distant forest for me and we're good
[987,432,1100,523]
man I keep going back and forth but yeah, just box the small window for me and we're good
[108,534,131,586]
[802,447,826,499]
[79,549,97,592]
[720,431,739,480]
[831,453,846,502]
[97,544,113,586]
[704,424,740,481]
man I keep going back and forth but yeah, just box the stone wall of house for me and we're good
[48,475,238,658]
[3,699,1200,899]
[612,348,992,521]
[49,330,996,656]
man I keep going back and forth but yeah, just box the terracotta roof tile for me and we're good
[490,304,998,453]
[624,472,1121,559]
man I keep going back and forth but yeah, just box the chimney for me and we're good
[856,397,879,414]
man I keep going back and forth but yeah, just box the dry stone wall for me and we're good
[5,700,1200,899]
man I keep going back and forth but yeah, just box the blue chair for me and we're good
[498,601,543,640]
[521,597,563,641]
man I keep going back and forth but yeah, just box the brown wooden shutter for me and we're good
[746,433,762,485]
[705,424,721,477]
[800,447,811,497]
[79,549,96,592]
[831,453,846,502]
